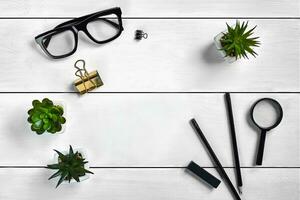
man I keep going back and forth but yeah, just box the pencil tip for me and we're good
[238,187,243,194]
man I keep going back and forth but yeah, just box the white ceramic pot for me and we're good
[28,100,66,134]
[52,148,90,184]
[214,31,237,63]
[53,101,66,134]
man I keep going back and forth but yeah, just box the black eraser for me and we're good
[187,161,221,188]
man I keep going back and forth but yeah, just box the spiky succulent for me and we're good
[47,146,94,188]
[27,98,66,134]
[220,21,260,59]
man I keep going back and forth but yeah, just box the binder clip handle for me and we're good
[74,59,87,75]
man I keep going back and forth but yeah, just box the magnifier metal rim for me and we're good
[250,98,283,131]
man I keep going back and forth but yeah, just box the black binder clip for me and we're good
[135,30,148,40]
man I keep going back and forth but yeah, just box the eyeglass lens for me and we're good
[43,30,75,57]
[87,14,120,41]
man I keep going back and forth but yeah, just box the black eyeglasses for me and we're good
[35,7,123,59]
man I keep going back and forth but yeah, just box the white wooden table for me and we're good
[0,1,299,199]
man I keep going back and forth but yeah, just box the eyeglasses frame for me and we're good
[35,7,123,59]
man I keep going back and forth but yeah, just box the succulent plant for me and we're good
[47,146,94,188]
[27,98,66,134]
[220,21,260,59]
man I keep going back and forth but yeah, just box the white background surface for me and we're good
[0,1,299,199]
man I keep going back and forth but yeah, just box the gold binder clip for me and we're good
[73,60,103,94]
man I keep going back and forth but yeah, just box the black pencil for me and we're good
[225,93,243,194]
[190,118,241,200]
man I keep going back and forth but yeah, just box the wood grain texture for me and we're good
[0,168,299,200]
[0,19,299,92]
[0,1,299,199]
[0,0,299,17]
[0,93,298,167]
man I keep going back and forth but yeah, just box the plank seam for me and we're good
[0,166,298,169]
[0,17,299,20]
[0,92,298,94]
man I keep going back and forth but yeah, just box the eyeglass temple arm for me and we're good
[43,18,120,48]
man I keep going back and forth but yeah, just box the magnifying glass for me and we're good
[250,98,283,165]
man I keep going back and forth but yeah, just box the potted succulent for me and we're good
[27,98,66,134]
[47,145,94,188]
[214,21,260,63]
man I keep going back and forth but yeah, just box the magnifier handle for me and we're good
[256,130,267,165]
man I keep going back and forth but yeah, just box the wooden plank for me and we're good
[0,0,298,17]
[0,19,299,92]
[0,168,298,199]
[0,93,298,167]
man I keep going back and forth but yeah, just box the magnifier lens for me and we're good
[252,100,280,129]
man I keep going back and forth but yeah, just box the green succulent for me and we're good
[220,21,260,59]
[47,146,94,188]
[27,98,66,134]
